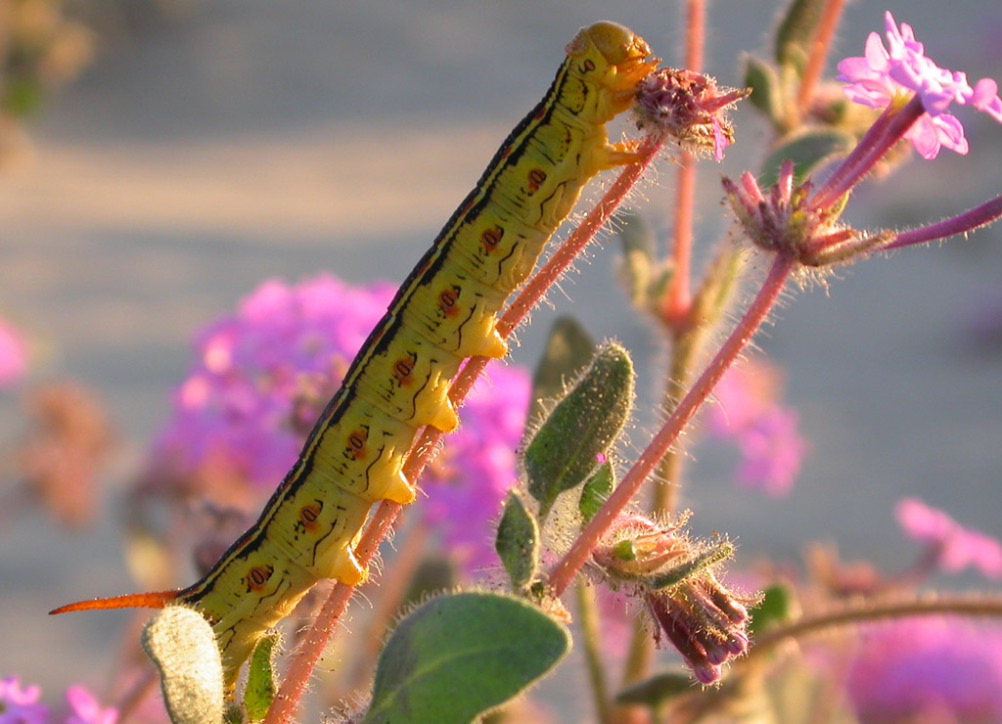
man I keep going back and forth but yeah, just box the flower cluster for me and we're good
[634,67,749,161]
[0,678,116,724]
[151,274,397,492]
[896,498,1002,579]
[845,618,1002,724]
[149,273,530,573]
[591,514,754,684]
[704,356,806,496]
[837,12,1002,159]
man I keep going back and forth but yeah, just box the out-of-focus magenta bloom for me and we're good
[153,275,396,489]
[0,677,48,723]
[152,273,530,575]
[896,498,1002,579]
[846,618,1002,724]
[61,686,117,724]
[837,11,1002,159]
[705,358,806,496]
[420,363,530,575]
[0,317,27,388]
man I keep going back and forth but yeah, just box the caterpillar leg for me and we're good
[591,140,645,172]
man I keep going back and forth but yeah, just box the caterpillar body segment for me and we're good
[52,21,659,692]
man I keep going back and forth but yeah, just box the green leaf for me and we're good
[760,128,856,188]
[528,316,595,426]
[615,671,693,707]
[141,606,224,724]
[775,0,826,71]
[748,583,796,636]
[364,592,570,724]
[578,460,615,524]
[495,490,540,591]
[243,633,279,722]
[524,343,635,520]
[743,55,780,120]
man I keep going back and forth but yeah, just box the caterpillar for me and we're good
[52,21,658,691]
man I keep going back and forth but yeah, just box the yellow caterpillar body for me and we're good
[53,21,657,689]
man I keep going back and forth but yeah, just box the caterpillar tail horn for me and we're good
[49,590,180,615]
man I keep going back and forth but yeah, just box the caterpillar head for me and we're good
[566,22,660,113]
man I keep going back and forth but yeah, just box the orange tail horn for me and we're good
[49,590,180,615]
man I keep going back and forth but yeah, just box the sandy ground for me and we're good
[1,0,1000,711]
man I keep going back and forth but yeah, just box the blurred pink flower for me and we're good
[420,362,530,575]
[62,686,117,724]
[0,317,28,388]
[896,498,1002,579]
[705,357,806,496]
[153,274,396,490]
[837,12,1002,159]
[0,676,48,724]
[151,273,530,575]
[846,618,1002,724]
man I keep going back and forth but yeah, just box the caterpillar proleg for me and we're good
[52,21,659,691]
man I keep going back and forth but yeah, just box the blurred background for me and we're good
[0,0,999,704]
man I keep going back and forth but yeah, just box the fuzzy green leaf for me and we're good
[364,592,570,724]
[743,54,780,119]
[141,607,224,724]
[775,0,826,71]
[760,128,856,188]
[525,343,635,520]
[579,460,615,524]
[495,490,540,591]
[243,633,278,722]
[528,316,595,426]
[615,671,693,707]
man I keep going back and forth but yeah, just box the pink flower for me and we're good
[705,357,806,496]
[896,498,1002,579]
[150,273,530,575]
[846,618,1002,724]
[0,318,27,388]
[62,686,116,724]
[837,12,1002,159]
[153,274,396,490]
[0,677,48,724]
[419,363,530,575]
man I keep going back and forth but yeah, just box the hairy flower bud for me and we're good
[591,513,755,684]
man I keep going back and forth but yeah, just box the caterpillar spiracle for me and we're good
[52,21,659,691]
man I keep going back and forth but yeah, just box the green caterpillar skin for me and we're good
[55,21,658,691]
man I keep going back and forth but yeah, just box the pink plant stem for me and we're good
[810,96,925,211]
[264,133,665,724]
[547,251,797,597]
[797,0,847,114]
[885,193,1002,249]
[664,0,705,323]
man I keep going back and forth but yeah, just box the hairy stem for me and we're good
[748,595,1002,661]
[547,252,796,597]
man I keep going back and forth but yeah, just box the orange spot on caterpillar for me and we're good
[347,430,367,460]
[393,356,416,386]
[527,169,547,194]
[247,566,271,592]
[49,590,179,615]
[300,504,320,529]
[481,227,503,252]
[438,288,459,317]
